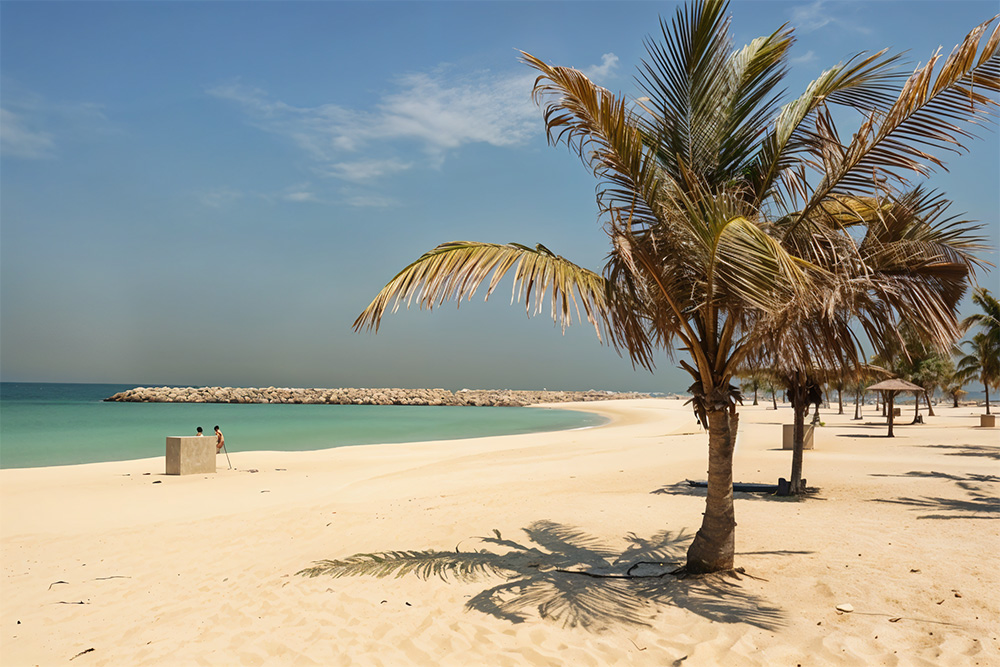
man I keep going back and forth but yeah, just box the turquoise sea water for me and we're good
[0,383,607,469]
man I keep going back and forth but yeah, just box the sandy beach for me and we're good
[1,398,997,666]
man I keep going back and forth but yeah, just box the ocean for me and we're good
[0,383,607,470]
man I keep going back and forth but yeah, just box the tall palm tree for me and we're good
[880,319,958,419]
[958,289,1000,414]
[956,331,1000,414]
[356,0,999,573]
[963,289,1000,347]
[952,289,999,413]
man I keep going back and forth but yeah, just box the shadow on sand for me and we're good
[297,520,785,632]
[923,444,1000,460]
[869,469,999,519]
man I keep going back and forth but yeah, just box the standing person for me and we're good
[196,427,204,436]
[214,426,224,452]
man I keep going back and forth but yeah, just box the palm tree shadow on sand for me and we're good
[869,470,999,520]
[297,520,784,632]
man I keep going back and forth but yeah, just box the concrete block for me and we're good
[166,436,217,475]
[981,414,996,428]
[782,424,814,450]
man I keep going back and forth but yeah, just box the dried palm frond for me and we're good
[353,241,610,339]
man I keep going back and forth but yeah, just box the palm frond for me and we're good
[637,0,734,179]
[713,215,816,312]
[796,17,1000,223]
[963,288,1000,344]
[751,49,903,207]
[522,52,666,234]
[711,26,795,180]
[353,241,609,339]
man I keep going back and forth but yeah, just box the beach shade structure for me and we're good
[866,379,924,437]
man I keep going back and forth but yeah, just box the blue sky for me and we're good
[2,1,997,393]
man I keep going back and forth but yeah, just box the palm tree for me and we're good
[956,289,1000,414]
[356,1,998,573]
[943,365,970,407]
[963,289,1000,347]
[885,321,956,420]
[956,332,1000,414]
[846,364,891,420]
[736,363,765,406]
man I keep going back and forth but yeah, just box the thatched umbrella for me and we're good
[867,379,924,437]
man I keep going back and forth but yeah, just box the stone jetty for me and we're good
[104,386,658,407]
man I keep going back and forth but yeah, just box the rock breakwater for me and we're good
[104,386,657,407]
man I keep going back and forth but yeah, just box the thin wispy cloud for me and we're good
[196,184,325,208]
[323,158,413,183]
[273,183,322,204]
[208,67,539,178]
[1,84,113,160]
[584,53,620,82]
[208,63,555,182]
[790,1,872,36]
[343,191,398,208]
[790,50,818,66]
[197,187,244,209]
[208,56,614,207]
[0,107,56,159]
[281,190,318,203]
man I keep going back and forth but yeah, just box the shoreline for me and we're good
[0,399,619,472]
[2,398,997,665]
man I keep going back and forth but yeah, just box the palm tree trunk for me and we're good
[912,392,921,423]
[924,391,935,417]
[790,408,806,495]
[854,389,862,420]
[686,408,736,573]
[986,381,992,415]
[789,381,809,495]
[887,392,895,437]
[838,387,843,414]
[771,388,777,410]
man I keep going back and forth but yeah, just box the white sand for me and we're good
[2,398,997,666]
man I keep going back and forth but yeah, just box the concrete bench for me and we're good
[165,436,217,475]
[782,424,814,450]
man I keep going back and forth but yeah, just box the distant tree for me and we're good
[738,373,762,406]
[895,325,955,419]
[963,289,1000,348]
[763,376,779,410]
[942,371,969,408]
[955,289,1000,414]
[956,333,1000,414]
[847,364,890,420]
